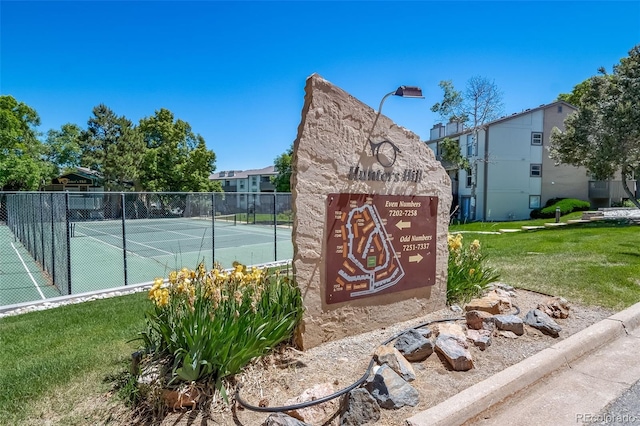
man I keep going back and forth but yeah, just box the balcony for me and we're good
[260,181,275,192]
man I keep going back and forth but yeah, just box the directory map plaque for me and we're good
[325,193,438,304]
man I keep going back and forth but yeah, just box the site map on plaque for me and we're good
[325,193,438,304]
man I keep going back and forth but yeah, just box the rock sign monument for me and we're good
[291,74,451,349]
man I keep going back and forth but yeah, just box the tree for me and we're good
[0,95,49,190]
[138,108,218,192]
[557,79,592,106]
[80,104,144,191]
[44,123,82,177]
[272,144,293,192]
[550,45,640,209]
[431,76,504,218]
[439,137,470,172]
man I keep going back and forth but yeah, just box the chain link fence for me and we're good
[0,191,293,309]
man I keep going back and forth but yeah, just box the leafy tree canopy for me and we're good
[0,95,49,190]
[431,76,504,129]
[271,144,293,192]
[79,104,144,191]
[139,108,219,192]
[44,123,82,177]
[550,44,640,208]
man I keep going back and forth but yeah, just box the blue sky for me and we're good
[1,1,639,172]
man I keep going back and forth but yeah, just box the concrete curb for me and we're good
[405,301,640,426]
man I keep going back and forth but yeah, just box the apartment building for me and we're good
[208,166,278,212]
[210,166,277,193]
[426,101,597,221]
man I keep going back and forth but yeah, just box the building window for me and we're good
[530,164,542,177]
[558,105,563,113]
[436,143,443,157]
[531,132,543,145]
[529,195,541,209]
[466,134,474,156]
[466,171,472,187]
[239,181,245,189]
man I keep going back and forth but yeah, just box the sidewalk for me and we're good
[406,301,640,426]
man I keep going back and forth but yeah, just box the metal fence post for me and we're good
[64,191,72,295]
[39,193,45,264]
[50,192,56,287]
[273,192,277,261]
[121,193,128,286]
[211,192,216,264]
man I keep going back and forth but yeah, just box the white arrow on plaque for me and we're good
[395,220,411,230]
[409,253,423,263]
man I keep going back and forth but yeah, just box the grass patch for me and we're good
[0,292,147,425]
[461,221,640,310]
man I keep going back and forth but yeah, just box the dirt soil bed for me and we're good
[157,289,613,426]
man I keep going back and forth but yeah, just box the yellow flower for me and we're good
[448,234,463,251]
[470,239,481,252]
[234,290,243,303]
[168,270,178,285]
[469,268,476,276]
[153,288,170,307]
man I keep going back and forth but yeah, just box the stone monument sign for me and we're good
[292,74,452,349]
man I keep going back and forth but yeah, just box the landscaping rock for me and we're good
[264,413,311,426]
[465,310,494,330]
[466,329,492,351]
[417,327,433,338]
[493,314,524,336]
[373,345,416,381]
[435,334,474,371]
[394,329,434,362]
[538,296,570,319]
[524,309,562,337]
[465,290,511,315]
[497,330,519,339]
[284,383,339,425]
[436,322,467,339]
[339,388,380,425]
[365,364,419,409]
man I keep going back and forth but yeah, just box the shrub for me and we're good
[530,198,591,219]
[139,262,303,397]
[447,234,500,305]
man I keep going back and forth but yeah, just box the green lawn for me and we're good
[452,218,640,310]
[0,293,148,425]
[1,218,639,424]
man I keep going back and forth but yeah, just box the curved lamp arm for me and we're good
[364,86,424,154]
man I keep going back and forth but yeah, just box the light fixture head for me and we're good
[394,86,424,98]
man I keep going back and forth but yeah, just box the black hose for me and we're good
[235,304,520,413]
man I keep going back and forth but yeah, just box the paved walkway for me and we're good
[466,327,640,425]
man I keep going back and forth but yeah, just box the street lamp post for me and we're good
[365,86,424,167]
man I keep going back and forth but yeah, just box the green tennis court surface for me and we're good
[1,221,293,308]
[0,226,60,306]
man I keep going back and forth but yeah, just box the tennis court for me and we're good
[0,225,61,306]
[0,191,294,308]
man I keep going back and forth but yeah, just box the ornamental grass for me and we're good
[447,234,500,305]
[139,261,303,400]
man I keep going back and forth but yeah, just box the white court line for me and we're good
[11,242,46,300]
[74,231,145,258]
[74,227,173,256]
